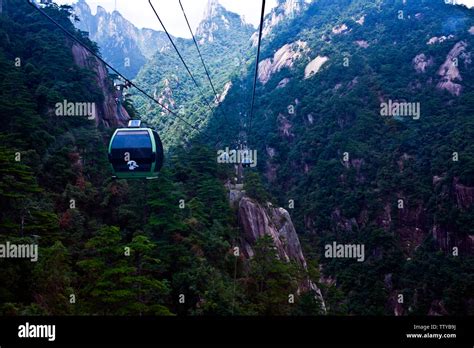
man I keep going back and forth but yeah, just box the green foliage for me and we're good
[76,226,172,315]
[244,171,272,204]
[132,4,255,147]
[31,241,74,315]
[246,235,302,315]
[200,0,474,315]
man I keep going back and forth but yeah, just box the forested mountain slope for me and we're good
[201,0,474,315]
[133,0,255,146]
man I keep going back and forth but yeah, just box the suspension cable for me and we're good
[247,0,266,142]
[148,0,219,116]
[178,0,218,99]
[26,0,209,140]
[178,0,232,126]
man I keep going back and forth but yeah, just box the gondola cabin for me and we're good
[108,120,164,179]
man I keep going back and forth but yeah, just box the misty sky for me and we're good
[53,0,278,38]
[53,0,474,39]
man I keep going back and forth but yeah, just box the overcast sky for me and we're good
[54,0,278,38]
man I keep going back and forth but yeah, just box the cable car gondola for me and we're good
[108,120,164,179]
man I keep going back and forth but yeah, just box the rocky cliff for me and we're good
[252,0,309,45]
[196,0,254,44]
[71,43,129,128]
[238,196,326,311]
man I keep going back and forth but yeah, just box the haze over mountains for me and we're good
[72,0,170,78]
[70,0,268,80]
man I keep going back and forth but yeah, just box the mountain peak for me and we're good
[96,5,107,15]
[203,0,223,19]
[250,0,308,45]
[196,0,252,44]
[71,1,170,79]
[276,0,307,17]
[75,0,91,13]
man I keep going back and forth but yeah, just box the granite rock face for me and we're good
[238,196,326,311]
[71,43,129,128]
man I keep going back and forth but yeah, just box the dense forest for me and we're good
[205,0,474,315]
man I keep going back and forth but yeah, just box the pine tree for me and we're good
[77,226,172,315]
[247,235,300,315]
